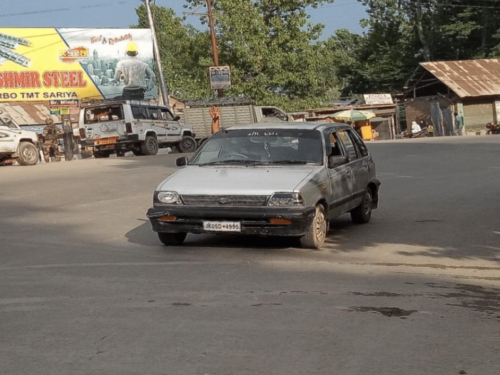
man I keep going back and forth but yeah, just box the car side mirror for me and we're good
[176,156,188,167]
[173,115,181,121]
[328,155,348,168]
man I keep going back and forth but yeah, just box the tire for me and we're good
[94,150,112,158]
[141,135,158,155]
[300,205,327,249]
[17,142,39,166]
[350,188,373,224]
[158,232,187,246]
[178,136,197,153]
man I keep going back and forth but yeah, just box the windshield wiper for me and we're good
[197,159,262,165]
[269,160,309,164]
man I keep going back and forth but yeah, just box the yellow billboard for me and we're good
[0,28,157,102]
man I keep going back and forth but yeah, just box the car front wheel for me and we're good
[158,232,187,246]
[300,204,327,249]
[350,188,373,224]
[178,136,197,153]
[17,142,39,166]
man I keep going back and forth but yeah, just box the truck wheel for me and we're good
[141,135,158,155]
[17,142,39,166]
[94,150,112,158]
[178,136,197,153]
[158,232,187,246]
[300,204,327,249]
[350,188,373,224]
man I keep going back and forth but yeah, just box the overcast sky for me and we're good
[0,0,367,38]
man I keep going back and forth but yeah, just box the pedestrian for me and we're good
[111,42,156,100]
[411,121,421,133]
[42,117,64,162]
[427,123,435,137]
[455,112,464,136]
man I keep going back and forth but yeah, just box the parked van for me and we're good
[79,99,197,158]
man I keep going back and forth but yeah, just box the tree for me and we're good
[134,4,213,100]
[184,0,336,110]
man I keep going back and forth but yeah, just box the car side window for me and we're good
[161,108,175,121]
[324,131,343,156]
[148,108,160,120]
[132,106,148,120]
[349,129,369,157]
[337,129,358,160]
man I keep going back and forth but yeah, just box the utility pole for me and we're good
[206,0,224,98]
[144,0,171,109]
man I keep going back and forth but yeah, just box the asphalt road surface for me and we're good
[1,136,499,375]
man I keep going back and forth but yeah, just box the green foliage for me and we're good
[133,0,500,110]
[134,5,213,100]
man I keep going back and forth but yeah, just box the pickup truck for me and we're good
[78,99,197,157]
[180,97,291,141]
[0,115,40,166]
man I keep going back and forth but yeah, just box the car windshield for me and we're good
[190,128,323,165]
[0,117,17,129]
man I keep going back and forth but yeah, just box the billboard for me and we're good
[0,28,157,102]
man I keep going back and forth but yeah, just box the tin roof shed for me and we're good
[404,58,500,99]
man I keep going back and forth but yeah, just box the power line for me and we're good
[0,0,137,18]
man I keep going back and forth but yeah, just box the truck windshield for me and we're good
[190,129,323,165]
[84,105,123,124]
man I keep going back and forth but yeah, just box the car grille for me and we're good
[181,195,269,206]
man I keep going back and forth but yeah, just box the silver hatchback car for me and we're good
[147,122,380,249]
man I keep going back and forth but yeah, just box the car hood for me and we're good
[157,165,320,195]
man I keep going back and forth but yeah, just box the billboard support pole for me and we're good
[144,0,170,109]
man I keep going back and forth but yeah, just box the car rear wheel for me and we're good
[141,135,158,155]
[17,142,39,166]
[350,188,373,224]
[300,204,327,249]
[178,136,197,153]
[158,232,187,246]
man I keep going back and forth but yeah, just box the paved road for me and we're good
[1,136,499,375]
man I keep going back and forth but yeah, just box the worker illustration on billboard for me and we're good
[111,42,156,100]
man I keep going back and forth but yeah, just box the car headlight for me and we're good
[268,192,304,206]
[156,191,183,205]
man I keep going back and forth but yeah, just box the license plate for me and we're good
[203,221,241,232]
[96,138,118,145]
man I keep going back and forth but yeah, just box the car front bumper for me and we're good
[147,205,316,237]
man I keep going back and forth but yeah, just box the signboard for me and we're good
[209,66,231,90]
[49,99,79,107]
[363,93,393,105]
[0,28,157,102]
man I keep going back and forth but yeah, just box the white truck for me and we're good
[0,115,40,166]
[180,97,292,141]
[78,99,198,158]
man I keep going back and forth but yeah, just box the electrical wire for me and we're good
[0,0,138,18]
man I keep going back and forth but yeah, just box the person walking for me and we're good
[42,117,64,162]
[455,112,464,136]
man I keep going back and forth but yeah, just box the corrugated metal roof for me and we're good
[421,59,500,98]
[0,102,79,125]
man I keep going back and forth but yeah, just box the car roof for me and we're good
[223,122,351,131]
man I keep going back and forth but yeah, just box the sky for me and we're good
[0,0,367,38]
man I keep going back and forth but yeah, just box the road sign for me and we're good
[209,66,231,90]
